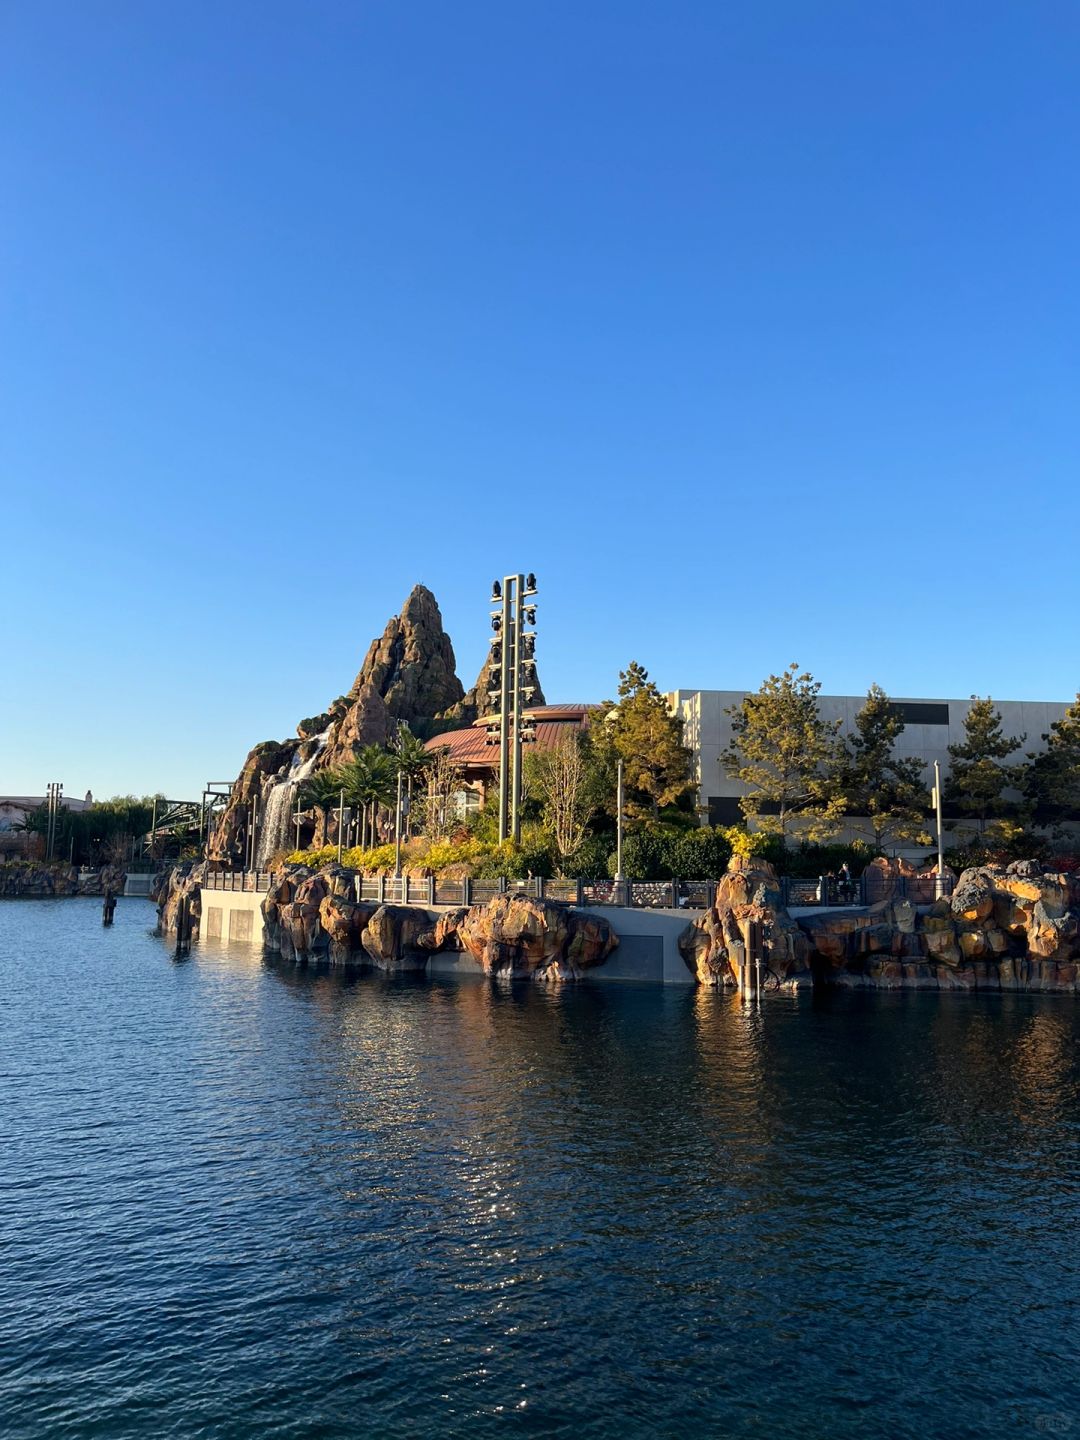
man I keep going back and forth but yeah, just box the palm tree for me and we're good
[339,746,397,849]
[297,768,346,849]
[391,723,431,838]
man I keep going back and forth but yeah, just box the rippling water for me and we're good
[2,899,1079,1438]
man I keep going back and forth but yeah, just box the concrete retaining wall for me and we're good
[200,886,694,985]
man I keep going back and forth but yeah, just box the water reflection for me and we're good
[8,903,1077,1440]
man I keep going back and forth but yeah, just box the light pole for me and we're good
[615,759,625,902]
[933,760,945,899]
[394,768,404,878]
[337,786,345,865]
[45,781,63,862]
[484,574,538,844]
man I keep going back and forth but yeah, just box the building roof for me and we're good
[0,795,93,812]
[424,704,596,768]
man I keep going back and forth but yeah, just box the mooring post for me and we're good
[175,895,190,958]
[102,890,116,926]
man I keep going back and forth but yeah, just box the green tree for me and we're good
[595,662,695,823]
[339,746,397,848]
[839,685,930,852]
[722,664,845,843]
[524,730,597,858]
[945,696,1025,834]
[1024,693,1080,828]
[390,723,430,838]
[297,769,348,848]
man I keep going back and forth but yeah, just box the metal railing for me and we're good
[204,869,273,893]
[196,867,952,911]
[782,873,954,908]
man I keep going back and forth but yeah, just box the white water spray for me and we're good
[255,726,332,867]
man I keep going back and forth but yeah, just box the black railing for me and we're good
[197,868,952,911]
[204,869,273,893]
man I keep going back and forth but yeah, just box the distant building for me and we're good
[666,690,1070,845]
[0,793,93,859]
[424,705,595,817]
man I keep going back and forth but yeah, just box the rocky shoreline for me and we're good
[680,856,1080,992]
[0,861,129,899]
[153,860,618,981]
[151,854,1080,993]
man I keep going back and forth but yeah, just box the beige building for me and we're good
[666,690,1070,843]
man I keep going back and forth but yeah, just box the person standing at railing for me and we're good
[838,863,853,904]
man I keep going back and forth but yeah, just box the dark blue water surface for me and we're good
[2,898,1079,1439]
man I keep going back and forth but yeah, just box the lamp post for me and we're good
[46,781,63,862]
[615,758,625,903]
[394,768,404,878]
[933,760,945,899]
[337,786,345,865]
[484,574,538,844]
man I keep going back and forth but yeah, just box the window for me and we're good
[889,702,950,726]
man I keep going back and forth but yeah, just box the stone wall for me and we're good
[679,856,1080,992]
[0,862,128,898]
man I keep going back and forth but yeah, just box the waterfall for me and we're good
[255,726,332,868]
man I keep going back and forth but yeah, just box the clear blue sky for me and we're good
[3,1,1079,800]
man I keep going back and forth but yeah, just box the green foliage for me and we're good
[839,684,930,851]
[523,728,598,856]
[715,825,783,861]
[944,821,1050,872]
[391,722,430,782]
[771,840,875,878]
[12,795,165,865]
[338,746,397,809]
[1025,693,1080,827]
[604,824,732,881]
[564,834,613,879]
[665,825,734,878]
[945,697,1026,832]
[286,845,339,868]
[594,662,695,822]
[722,664,846,842]
[463,806,500,844]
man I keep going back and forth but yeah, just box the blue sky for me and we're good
[3,1,1079,799]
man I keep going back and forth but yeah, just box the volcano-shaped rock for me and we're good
[209,585,466,859]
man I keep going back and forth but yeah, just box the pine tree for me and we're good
[722,664,845,843]
[945,696,1025,834]
[839,684,929,852]
[1025,693,1080,827]
[596,662,695,823]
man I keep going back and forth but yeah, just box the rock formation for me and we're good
[438,653,546,730]
[152,861,207,937]
[353,585,464,720]
[249,865,618,981]
[209,584,467,862]
[0,861,128,898]
[442,894,617,980]
[361,905,435,971]
[680,859,1080,992]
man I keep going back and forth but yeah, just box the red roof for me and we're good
[425,704,595,768]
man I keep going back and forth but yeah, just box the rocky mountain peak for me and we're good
[348,583,464,721]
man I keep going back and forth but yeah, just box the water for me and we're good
[2,899,1079,1440]
[256,727,330,867]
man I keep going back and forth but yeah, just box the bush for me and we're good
[774,841,875,878]
[666,826,734,878]
[565,834,613,879]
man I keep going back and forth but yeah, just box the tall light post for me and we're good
[394,768,404,878]
[45,781,63,862]
[615,758,625,895]
[484,574,538,843]
[932,759,945,899]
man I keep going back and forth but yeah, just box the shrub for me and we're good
[565,834,613,879]
[666,826,734,878]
